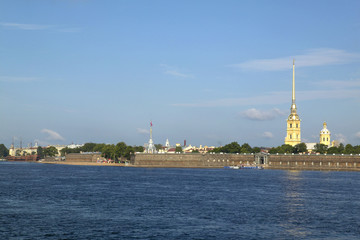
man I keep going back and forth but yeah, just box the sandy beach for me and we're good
[42,161,128,167]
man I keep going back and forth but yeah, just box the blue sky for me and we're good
[1,0,359,148]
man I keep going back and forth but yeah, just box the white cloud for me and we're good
[160,64,193,78]
[262,131,274,139]
[164,70,193,78]
[355,132,360,139]
[231,48,360,71]
[137,128,149,135]
[0,22,50,30]
[241,108,285,121]
[334,133,347,144]
[41,129,65,141]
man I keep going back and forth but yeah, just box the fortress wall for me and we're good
[134,153,360,170]
[134,153,254,168]
[268,154,360,170]
[65,153,102,162]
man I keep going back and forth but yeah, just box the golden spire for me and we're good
[292,59,295,104]
[285,59,301,146]
[290,59,297,115]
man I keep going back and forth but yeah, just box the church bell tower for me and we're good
[320,122,331,146]
[285,60,301,146]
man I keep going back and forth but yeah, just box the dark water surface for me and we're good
[1,162,360,239]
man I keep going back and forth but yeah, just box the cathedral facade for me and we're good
[284,60,337,149]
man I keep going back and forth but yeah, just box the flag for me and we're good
[150,121,153,127]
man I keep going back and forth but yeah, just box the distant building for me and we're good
[9,143,85,157]
[305,143,317,153]
[305,122,336,152]
[331,140,340,147]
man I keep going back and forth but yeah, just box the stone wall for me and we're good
[134,153,254,168]
[65,153,102,162]
[134,153,360,171]
[268,154,360,171]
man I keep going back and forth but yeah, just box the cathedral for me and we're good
[284,60,301,146]
[284,60,335,148]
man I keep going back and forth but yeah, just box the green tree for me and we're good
[175,146,183,153]
[37,146,44,158]
[115,142,127,158]
[344,144,354,154]
[124,146,134,160]
[93,143,106,153]
[192,149,200,153]
[60,147,68,156]
[133,146,144,153]
[338,143,345,153]
[252,147,261,153]
[241,143,252,153]
[220,142,241,153]
[314,143,327,154]
[327,146,339,154]
[154,144,163,151]
[102,144,115,159]
[15,149,21,156]
[354,145,360,154]
[293,143,307,153]
[0,144,9,157]
[81,143,97,152]
[209,147,221,153]
[279,144,294,154]
[268,146,279,154]
[60,146,81,156]
[44,146,58,157]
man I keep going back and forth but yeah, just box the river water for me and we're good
[1,162,359,239]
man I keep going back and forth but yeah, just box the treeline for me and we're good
[0,144,9,158]
[209,142,262,154]
[269,143,360,154]
[60,142,144,160]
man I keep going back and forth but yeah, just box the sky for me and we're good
[1,0,360,148]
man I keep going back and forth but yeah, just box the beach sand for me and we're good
[42,161,127,167]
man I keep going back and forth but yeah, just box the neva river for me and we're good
[1,162,360,239]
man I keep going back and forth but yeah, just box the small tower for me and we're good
[9,137,15,156]
[146,121,156,153]
[165,139,170,148]
[320,122,331,146]
[285,59,301,146]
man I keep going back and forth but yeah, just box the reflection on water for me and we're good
[281,170,310,238]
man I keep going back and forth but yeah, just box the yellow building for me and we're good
[285,60,301,146]
[320,122,331,146]
[9,146,38,156]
